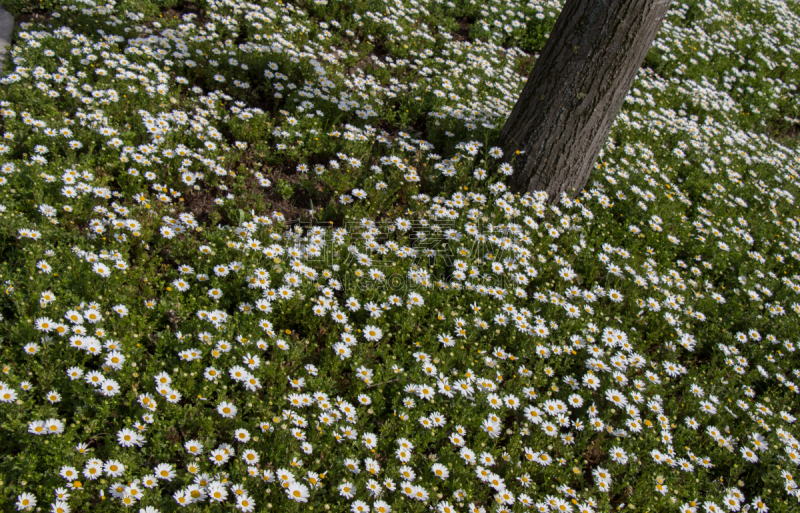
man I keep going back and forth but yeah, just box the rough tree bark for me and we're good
[498,0,671,202]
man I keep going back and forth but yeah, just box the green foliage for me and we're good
[274,178,294,200]
[0,0,800,512]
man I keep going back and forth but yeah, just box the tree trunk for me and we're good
[498,0,671,203]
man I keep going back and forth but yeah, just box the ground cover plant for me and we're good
[0,0,800,511]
